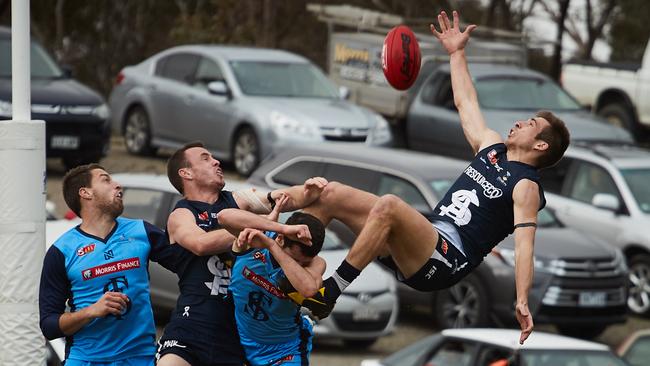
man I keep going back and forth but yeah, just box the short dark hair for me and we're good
[62,163,105,216]
[535,110,570,169]
[283,212,325,258]
[167,141,205,194]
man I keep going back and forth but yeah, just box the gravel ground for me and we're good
[46,136,650,366]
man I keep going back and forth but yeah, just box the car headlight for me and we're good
[493,248,551,273]
[366,114,392,146]
[269,110,318,137]
[93,103,110,119]
[0,100,12,118]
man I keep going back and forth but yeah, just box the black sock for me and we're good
[323,260,362,301]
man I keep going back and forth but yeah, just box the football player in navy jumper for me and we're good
[268,10,570,345]
[39,164,184,365]
[156,142,327,366]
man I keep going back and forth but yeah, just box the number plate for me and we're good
[579,292,606,307]
[51,135,79,149]
[352,307,380,321]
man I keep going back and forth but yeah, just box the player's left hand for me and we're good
[267,193,289,222]
[515,302,534,344]
[237,228,272,249]
[303,177,328,202]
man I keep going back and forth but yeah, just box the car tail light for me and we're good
[115,71,125,85]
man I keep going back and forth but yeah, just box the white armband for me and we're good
[235,188,272,213]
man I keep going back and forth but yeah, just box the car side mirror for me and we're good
[339,86,351,100]
[592,193,620,212]
[207,80,231,98]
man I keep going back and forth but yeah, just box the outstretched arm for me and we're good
[167,208,235,256]
[512,179,540,345]
[234,177,328,214]
[431,10,502,154]
[217,208,312,245]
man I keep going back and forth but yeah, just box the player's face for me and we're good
[89,169,123,218]
[284,245,313,267]
[184,147,224,190]
[506,116,550,150]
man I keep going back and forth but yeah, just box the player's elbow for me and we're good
[216,209,238,228]
[298,284,319,299]
[40,314,64,340]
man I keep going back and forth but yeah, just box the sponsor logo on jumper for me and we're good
[487,149,504,172]
[271,355,295,365]
[182,306,190,317]
[81,257,141,280]
[210,212,217,218]
[77,244,95,257]
[104,249,114,260]
[198,211,209,221]
[242,266,287,299]
[205,255,231,295]
[400,33,412,79]
[441,239,449,255]
[439,189,480,226]
[162,339,186,349]
[464,166,503,199]
[253,251,267,264]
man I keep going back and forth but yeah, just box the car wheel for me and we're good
[343,338,377,349]
[124,107,155,155]
[434,274,489,329]
[556,325,607,340]
[627,254,650,316]
[598,103,644,140]
[233,127,260,177]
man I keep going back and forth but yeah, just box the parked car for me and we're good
[359,328,630,366]
[109,173,397,347]
[406,63,633,161]
[108,45,392,176]
[0,26,110,169]
[539,143,650,317]
[617,328,650,366]
[248,143,629,338]
[562,37,650,140]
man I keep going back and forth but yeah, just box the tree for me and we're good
[608,0,650,62]
[563,0,619,60]
[539,0,571,80]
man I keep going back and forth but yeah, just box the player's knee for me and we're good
[371,194,401,220]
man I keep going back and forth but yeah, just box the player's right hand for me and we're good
[283,223,312,246]
[88,292,129,318]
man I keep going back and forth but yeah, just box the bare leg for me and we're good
[157,354,192,366]
[304,182,439,277]
[346,194,439,278]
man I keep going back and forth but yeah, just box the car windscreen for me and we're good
[429,179,454,199]
[475,76,582,111]
[229,61,338,98]
[620,168,650,214]
[521,350,629,366]
[0,39,63,78]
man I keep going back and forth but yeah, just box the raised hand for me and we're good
[237,228,272,249]
[88,292,130,318]
[430,10,477,55]
[303,177,328,203]
[515,302,534,344]
[267,193,290,222]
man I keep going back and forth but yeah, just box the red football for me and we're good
[382,25,421,90]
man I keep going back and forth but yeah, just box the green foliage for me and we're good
[608,0,650,62]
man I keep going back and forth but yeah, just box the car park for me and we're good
[100,173,397,346]
[539,143,650,317]
[0,26,110,169]
[359,328,630,366]
[108,45,392,176]
[406,63,633,161]
[248,143,629,338]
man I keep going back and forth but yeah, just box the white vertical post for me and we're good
[0,0,47,364]
[11,0,31,121]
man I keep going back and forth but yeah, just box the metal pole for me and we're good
[0,0,47,364]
